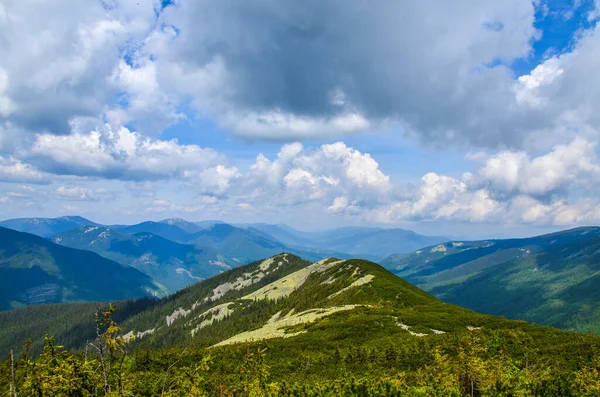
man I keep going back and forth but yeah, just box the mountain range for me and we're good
[0,216,450,295]
[0,216,448,262]
[382,226,600,333]
[0,253,588,355]
[0,226,165,310]
[1,253,598,395]
[6,215,600,338]
[0,216,97,237]
[52,226,234,291]
[238,223,449,260]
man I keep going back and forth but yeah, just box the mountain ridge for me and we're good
[51,226,235,291]
[381,226,600,333]
[0,226,166,311]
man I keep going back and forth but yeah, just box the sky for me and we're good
[1,0,600,238]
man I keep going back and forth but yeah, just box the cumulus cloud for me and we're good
[0,156,50,184]
[231,139,600,227]
[240,142,390,208]
[0,0,157,135]
[27,124,239,195]
[466,137,600,200]
[54,186,97,201]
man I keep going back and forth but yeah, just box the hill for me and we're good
[0,216,97,237]
[0,226,166,311]
[381,227,600,332]
[1,253,599,395]
[52,226,235,291]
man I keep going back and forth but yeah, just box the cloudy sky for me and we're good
[1,0,600,237]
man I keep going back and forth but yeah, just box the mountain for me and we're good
[190,223,351,264]
[381,226,600,332]
[315,227,449,259]
[0,216,97,237]
[159,218,205,234]
[1,217,448,263]
[1,253,599,395]
[239,224,449,260]
[113,221,194,242]
[240,223,318,247]
[0,227,166,311]
[52,226,235,291]
[116,221,349,265]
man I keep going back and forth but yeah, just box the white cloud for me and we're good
[241,142,389,208]
[0,156,49,184]
[468,137,600,199]
[145,199,203,214]
[54,186,96,201]
[0,0,156,134]
[28,124,238,196]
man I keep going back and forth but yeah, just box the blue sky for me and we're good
[1,0,600,238]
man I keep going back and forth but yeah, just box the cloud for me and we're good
[0,156,50,184]
[54,186,96,201]
[1,0,599,151]
[0,0,156,135]
[466,137,600,200]
[145,199,203,214]
[28,124,239,195]
[233,138,600,227]
[149,0,540,144]
[241,142,390,208]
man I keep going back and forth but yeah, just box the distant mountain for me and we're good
[240,224,448,260]
[115,221,348,265]
[190,223,348,264]
[114,221,194,242]
[158,218,205,234]
[0,227,165,311]
[315,227,449,259]
[239,223,318,247]
[52,226,235,291]
[1,217,448,263]
[381,226,600,333]
[0,216,97,237]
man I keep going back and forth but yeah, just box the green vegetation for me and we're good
[0,226,166,310]
[2,253,600,395]
[381,227,600,333]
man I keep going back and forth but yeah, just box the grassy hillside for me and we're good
[52,226,235,291]
[0,227,166,310]
[382,227,600,333]
[1,253,600,395]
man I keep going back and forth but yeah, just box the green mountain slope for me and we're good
[2,253,600,395]
[0,253,561,354]
[0,216,97,237]
[52,226,235,291]
[381,227,600,333]
[0,227,166,311]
